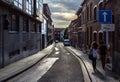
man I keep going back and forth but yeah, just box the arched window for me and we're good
[94,7,97,20]
[99,2,103,10]
[87,6,89,21]
[90,26,92,44]
[99,32,103,43]
[93,31,97,41]
[82,12,84,24]
[90,3,92,20]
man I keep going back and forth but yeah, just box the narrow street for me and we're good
[1,0,120,82]
[7,43,85,82]
[38,43,84,82]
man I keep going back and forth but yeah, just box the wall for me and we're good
[0,5,41,67]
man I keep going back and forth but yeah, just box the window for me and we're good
[23,18,29,32]
[79,16,82,26]
[94,7,97,20]
[38,23,41,32]
[11,15,19,31]
[26,0,33,14]
[87,6,89,21]
[99,32,103,43]
[90,26,92,44]
[9,49,20,58]
[93,33,97,41]
[90,3,92,20]
[36,0,43,20]
[99,2,103,10]
[14,0,23,9]
[30,21,35,32]
[3,14,19,31]
[82,12,84,24]
[36,23,41,32]
[3,15,9,30]
[4,14,19,32]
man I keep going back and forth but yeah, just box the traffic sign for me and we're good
[98,10,112,23]
[101,24,115,31]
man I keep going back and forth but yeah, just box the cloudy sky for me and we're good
[44,0,82,28]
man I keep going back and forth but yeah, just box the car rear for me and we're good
[63,39,70,46]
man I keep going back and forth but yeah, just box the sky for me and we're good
[44,0,82,28]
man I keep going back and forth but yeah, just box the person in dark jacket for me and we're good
[98,41,107,70]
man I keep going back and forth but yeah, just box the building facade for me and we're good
[70,0,120,76]
[0,0,43,68]
[43,4,54,47]
[54,28,64,42]
[69,19,80,48]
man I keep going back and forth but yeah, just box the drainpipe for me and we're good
[1,16,4,68]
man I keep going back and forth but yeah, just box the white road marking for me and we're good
[66,53,70,55]
[55,51,59,55]
[55,47,59,51]
[10,58,59,82]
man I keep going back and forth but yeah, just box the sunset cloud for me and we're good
[44,0,82,28]
[52,12,77,21]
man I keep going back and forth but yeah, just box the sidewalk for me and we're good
[67,47,120,82]
[0,43,55,82]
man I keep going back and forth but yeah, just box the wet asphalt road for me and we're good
[38,43,84,82]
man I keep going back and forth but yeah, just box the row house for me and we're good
[75,8,84,49]
[60,29,64,42]
[54,28,64,42]
[74,0,120,76]
[69,18,80,48]
[43,4,54,48]
[0,0,43,68]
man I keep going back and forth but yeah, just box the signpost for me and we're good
[98,10,113,48]
[101,24,115,31]
[98,10,112,23]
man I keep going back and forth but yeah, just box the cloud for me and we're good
[48,1,79,13]
[44,0,82,28]
[53,19,70,28]
[52,12,77,21]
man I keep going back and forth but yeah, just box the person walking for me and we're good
[91,41,98,72]
[98,41,107,70]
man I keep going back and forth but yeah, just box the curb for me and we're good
[66,47,92,82]
[0,44,55,82]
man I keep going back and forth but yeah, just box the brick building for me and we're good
[69,19,80,47]
[69,0,120,75]
[54,28,64,42]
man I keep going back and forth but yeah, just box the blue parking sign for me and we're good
[98,10,112,23]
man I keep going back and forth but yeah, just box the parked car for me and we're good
[63,39,70,46]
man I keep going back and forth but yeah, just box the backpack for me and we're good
[89,49,93,60]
